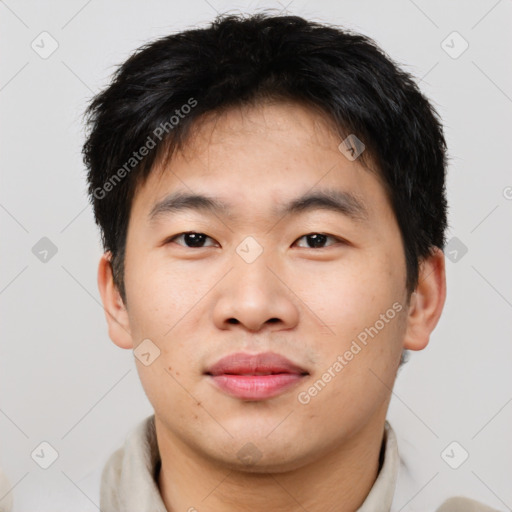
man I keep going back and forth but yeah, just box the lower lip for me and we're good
[209,373,306,400]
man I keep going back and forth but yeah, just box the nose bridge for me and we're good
[212,237,299,331]
[231,238,278,305]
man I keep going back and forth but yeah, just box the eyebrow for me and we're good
[148,188,369,225]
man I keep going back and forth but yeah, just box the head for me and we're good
[84,13,447,470]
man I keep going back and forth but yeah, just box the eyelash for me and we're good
[165,231,346,249]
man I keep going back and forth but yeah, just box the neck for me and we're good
[156,412,388,512]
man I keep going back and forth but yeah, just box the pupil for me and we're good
[308,234,326,248]
[185,233,205,247]
[182,233,327,248]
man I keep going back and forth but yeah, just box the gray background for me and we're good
[1,0,511,510]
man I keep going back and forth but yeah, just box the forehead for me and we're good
[130,100,389,225]
[175,99,356,160]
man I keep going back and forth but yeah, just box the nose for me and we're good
[212,251,300,333]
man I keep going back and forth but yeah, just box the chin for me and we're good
[221,452,311,475]
[203,434,316,475]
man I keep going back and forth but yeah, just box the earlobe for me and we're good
[403,247,447,351]
[97,252,133,349]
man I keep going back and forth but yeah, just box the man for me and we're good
[83,12,498,512]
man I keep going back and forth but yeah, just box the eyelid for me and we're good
[165,231,348,249]
[293,233,346,248]
[166,232,218,247]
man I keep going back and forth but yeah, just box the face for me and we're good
[108,100,416,471]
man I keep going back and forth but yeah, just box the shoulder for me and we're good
[435,496,502,511]
[0,467,13,512]
[389,423,502,512]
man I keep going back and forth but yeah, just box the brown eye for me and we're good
[294,233,342,249]
[167,232,217,248]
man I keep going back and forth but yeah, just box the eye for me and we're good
[166,232,217,248]
[294,233,344,249]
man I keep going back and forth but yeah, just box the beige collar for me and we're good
[100,415,399,512]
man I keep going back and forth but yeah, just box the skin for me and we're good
[98,99,446,512]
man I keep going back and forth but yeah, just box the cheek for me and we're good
[295,254,396,327]
[136,359,196,430]
[126,259,209,376]
[125,256,203,336]
[295,251,406,370]
[294,307,406,435]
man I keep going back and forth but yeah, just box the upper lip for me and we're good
[205,351,309,376]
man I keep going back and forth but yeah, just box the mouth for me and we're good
[204,352,309,401]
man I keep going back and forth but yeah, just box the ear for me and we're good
[97,252,133,349]
[403,246,447,351]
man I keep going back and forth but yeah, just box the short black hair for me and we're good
[83,11,448,305]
